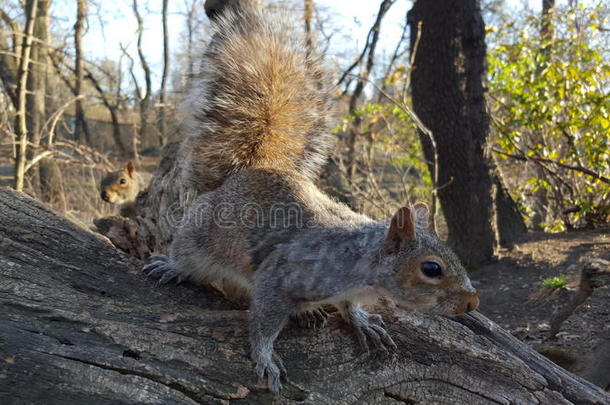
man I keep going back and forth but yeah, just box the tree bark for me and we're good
[185,0,197,79]
[303,0,314,58]
[0,8,21,106]
[157,0,170,147]
[1,188,608,404]
[408,0,522,266]
[73,0,91,145]
[132,0,152,146]
[541,0,555,55]
[526,0,555,230]
[32,0,63,204]
[26,0,48,152]
[492,165,527,248]
[25,0,50,194]
[13,0,38,192]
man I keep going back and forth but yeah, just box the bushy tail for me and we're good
[180,0,334,192]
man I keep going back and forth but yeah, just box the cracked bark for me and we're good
[0,189,609,404]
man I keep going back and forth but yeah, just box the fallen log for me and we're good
[0,189,609,404]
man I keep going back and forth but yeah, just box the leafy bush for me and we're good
[542,275,568,289]
[487,5,610,231]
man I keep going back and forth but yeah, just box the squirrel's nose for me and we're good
[460,294,479,314]
[101,191,109,202]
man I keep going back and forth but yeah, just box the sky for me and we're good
[56,0,410,82]
[49,0,543,91]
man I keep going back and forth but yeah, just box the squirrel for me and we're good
[100,161,141,217]
[142,0,479,393]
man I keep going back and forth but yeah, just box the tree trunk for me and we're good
[408,0,499,266]
[132,0,152,145]
[157,0,170,147]
[13,0,38,192]
[185,0,196,79]
[541,0,555,55]
[0,8,21,107]
[527,0,555,230]
[1,188,608,404]
[492,165,527,248]
[36,0,62,204]
[73,0,91,145]
[26,0,48,163]
[303,0,314,57]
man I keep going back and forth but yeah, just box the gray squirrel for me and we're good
[100,161,140,217]
[143,0,479,393]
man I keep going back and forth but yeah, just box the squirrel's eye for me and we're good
[421,261,443,279]
[119,178,127,185]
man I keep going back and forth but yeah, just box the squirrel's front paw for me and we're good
[142,255,185,285]
[253,353,285,393]
[291,307,328,329]
[347,307,397,354]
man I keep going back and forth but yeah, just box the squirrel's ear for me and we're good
[384,207,415,254]
[125,161,136,178]
[412,202,429,229]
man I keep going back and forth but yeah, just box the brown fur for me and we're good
[100,161,140,217]
[180,3,334,194]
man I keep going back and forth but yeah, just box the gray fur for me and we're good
[148,169,478,393]
[145,1,478,394]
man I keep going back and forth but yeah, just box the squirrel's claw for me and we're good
[353,321,396,354]
[142,256,185,285]
[254,355,283,394]
[377,326,398,352]
[291,307,328,329]
[272,353,287,376]
[368,323,398,352]
[352,324,371,353]
[157,269,185,285]
[346,305,397,354]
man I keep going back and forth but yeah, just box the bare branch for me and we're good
[336,0,395,88]
[492,148,610,185]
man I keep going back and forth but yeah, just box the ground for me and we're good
[473,228,610,376]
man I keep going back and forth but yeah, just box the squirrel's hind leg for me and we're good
[142,254,186,285]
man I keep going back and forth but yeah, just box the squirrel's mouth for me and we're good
[101,193,122,204]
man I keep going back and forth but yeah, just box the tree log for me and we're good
[1,189,609,404]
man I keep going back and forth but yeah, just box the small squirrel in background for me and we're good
[143,0,479,393]
[100,161,140,217]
